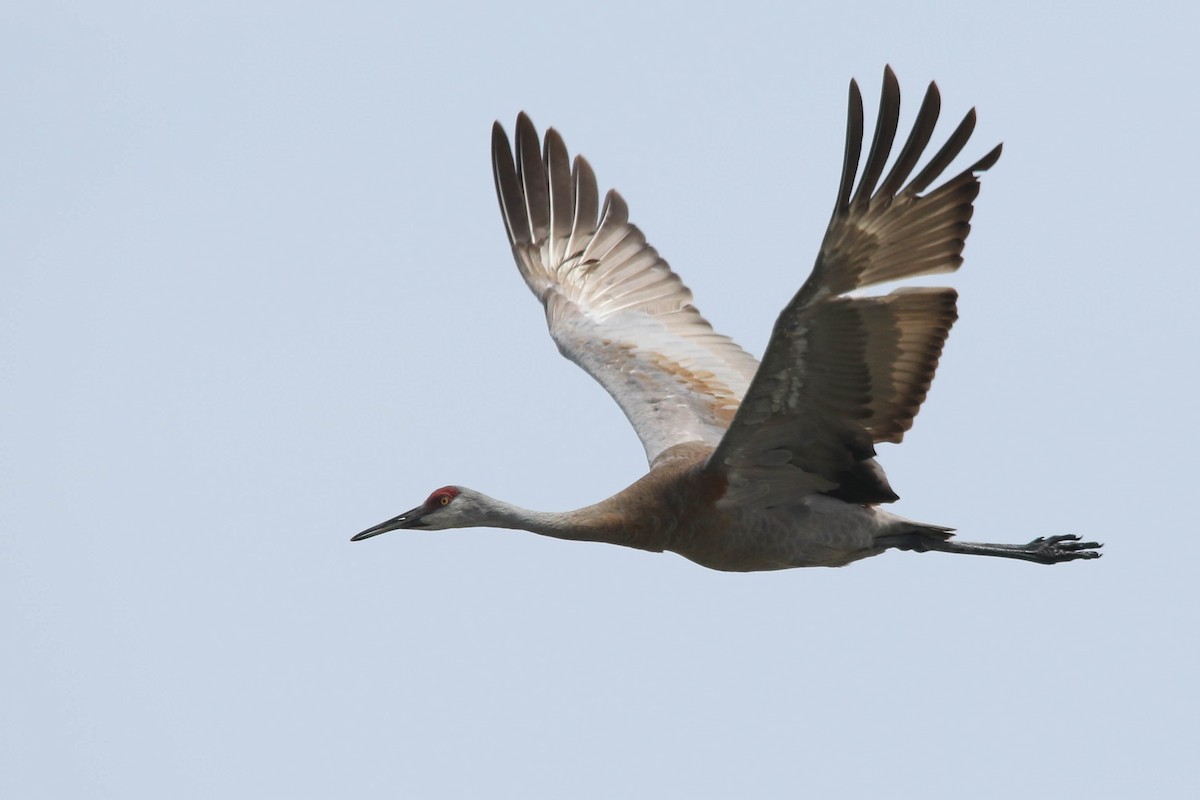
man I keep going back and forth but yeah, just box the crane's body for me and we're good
[459,442,927,572]
[351,68,1101,570]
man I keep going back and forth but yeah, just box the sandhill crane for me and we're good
[351,67,1101,570]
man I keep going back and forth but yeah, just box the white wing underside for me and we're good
[493,116,760,466]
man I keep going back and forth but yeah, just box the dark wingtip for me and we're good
[850,65,902,210]
[544,127,566,152]
[834,78,865,218]
[971,142,1003,172]
[491,116,529,245]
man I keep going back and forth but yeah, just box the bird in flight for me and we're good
[351,67,1101,571]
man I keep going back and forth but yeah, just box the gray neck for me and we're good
[476,494,655,551]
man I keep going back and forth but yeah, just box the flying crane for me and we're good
[351,68,1101,571]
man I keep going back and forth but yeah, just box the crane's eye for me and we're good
[425,486,460,510]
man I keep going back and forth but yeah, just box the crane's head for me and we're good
[350,485,475,541]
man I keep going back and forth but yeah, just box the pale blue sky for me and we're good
[3,2,1197,797]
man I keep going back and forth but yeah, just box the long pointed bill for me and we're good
[350,505,428,542]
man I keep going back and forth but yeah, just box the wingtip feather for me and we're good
[835,79,865,218]
[491,118,529,246]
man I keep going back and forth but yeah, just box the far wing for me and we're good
[492,115,760,467]
[709,67,1002,506]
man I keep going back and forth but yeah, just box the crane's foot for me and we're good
[892,531,1104,565]
[1022,534,1103,564]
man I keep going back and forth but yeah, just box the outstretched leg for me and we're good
[886,532,1102,565]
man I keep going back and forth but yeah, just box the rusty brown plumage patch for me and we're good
[643,350,741,424]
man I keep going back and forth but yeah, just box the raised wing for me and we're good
[492,114,760,467]
[709,67,1002,507]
